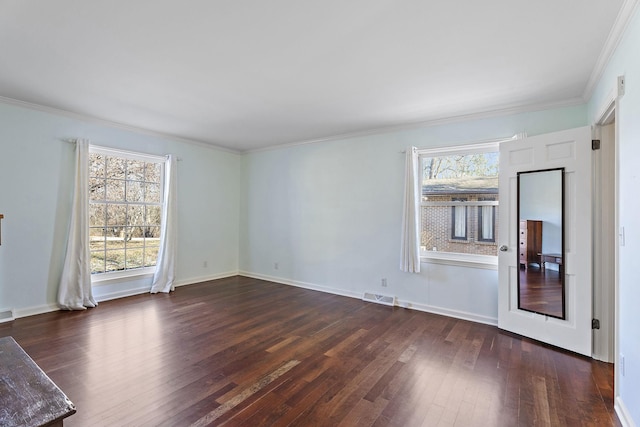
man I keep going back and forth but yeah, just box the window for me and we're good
[419,142,499,259]
[451,198,468,240]
[88,146,165,276]
[478,198,496,242]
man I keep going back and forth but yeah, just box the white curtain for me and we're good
[150,155,177,293]
[481,206,493,239]
[400,147,421,273]
[58,139,97,310]
[454,205,466,238]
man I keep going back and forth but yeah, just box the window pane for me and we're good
[126,159,145,181]
[145,162,162,183]
[89,178,106,201]
[89,204,106,227]
[145,227,161,250]
[91,251,106,274]
[106,179,125,201]
[89,227,105,251]
[146,206,161,225]
[126,180,144,202]
[105,250,126,272]
[480,206,494,240]
[106,156,126,180]
[145,183,161,203]
[89,151,164,276]
[126,249,144,270]
[107,204,127,226]
[420,150,499,257]
[89,153,105,178]
[127,205,145,226]
[452,205,467,239]
[144,247,159,267]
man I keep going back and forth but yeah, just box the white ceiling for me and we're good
[0,0,629,152]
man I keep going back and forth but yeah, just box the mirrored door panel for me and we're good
[517,168,565,319]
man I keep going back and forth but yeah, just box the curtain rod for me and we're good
[400,133,525,154]
[59,138,182,160]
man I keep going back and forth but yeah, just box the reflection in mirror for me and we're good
[517,168,565,319]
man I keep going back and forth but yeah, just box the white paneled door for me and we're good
[498,127,593,356]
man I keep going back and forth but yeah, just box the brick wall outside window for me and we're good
[421,194,498,256]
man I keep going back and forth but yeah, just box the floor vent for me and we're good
[0,308,14,324]
[362,292,396,307]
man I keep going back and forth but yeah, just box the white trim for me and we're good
[421,253,498,270]
[238,271,362,300]
[94,286,151,303]
[89,144,167,163]
[583,0,639,102]
[0,95,240,154]
[91,269,155,286]
[615,396,637,427]
[173,271,240,288]
[13,303,60,319]
[239,271,498,326]
[416,137,515,157]
[246,98,580,154]
[396,299,498,326]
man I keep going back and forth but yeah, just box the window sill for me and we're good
[91,268,155,286]
[421,252,498,270]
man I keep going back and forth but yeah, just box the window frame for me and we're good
[417,140,506,269]
[88,145,166,284]
[450,198,468,241]
[477,197,497,243]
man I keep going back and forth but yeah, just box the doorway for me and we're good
[593,118,616,363]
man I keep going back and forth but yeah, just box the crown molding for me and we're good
[0,95,240,154]
[583,0,639,101]
[246,97,585,154]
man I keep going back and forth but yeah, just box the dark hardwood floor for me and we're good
[519,267,563,318]
[0,276,619,426]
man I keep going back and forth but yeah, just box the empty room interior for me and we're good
[1,1,640,426]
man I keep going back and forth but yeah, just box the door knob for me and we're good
[499,245,508,252]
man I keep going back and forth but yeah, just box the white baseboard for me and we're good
[174,271,239,288]
[5,272,240,321]
[13,303,60,319]
[616,396,637,427]
[238,271,497,326]
[239,271,361,300]
[94,286,151,303]
[395,299,498,326]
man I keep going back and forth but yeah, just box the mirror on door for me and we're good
[517,168,565,319]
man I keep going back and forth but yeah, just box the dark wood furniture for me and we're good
[539,252,563,274]
[0,336,76,427]
[519,219,542,269]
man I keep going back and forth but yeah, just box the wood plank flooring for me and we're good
[519,267,563,318]
[0,276,619,426]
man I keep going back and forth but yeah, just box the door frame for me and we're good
[593,76,624,414]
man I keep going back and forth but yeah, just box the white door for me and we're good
[498,126,592,356]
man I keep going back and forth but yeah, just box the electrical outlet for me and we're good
[274,262,279,270]
[203,261,208,268]
[381,278,387,287]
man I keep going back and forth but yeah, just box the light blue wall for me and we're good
[240,105,587,324]
[588,6,640,424]
[0,102,240,314]
[519,170,563,255]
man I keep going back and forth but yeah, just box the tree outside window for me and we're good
[88,149,164,275]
